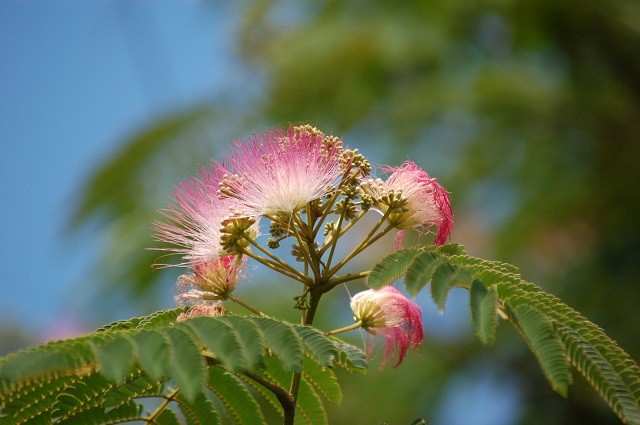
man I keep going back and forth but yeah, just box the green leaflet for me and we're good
[206,366,266,425]
[556,323,640,423]
[405,251,446,297]
[175,391,221,425]
[91,336,135,383]
[508,305,572,396]
[54,400,143,425]
[164,327,206,402]
[469,280,498,346]
[95,317,144,333]
[137,309,181,329]
[294,326,339,367]
[219,316,266,370]
[102,373,164,411]
[153,409,181,425]
[333,340,368,373]
[185,318,245,371]
[367,248,422,289]
[301,358,342,406]
[130,330,170,381]
[251,317,305,373]
[50,374,114,422]
[436,243,468,256]
[294,378,328,425]
[0,341,94,394]
[430,263,474,311]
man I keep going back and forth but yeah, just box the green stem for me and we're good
[238,246,312,286]
[286,291,322,425]
[291,213,321,280]
[326,221,395,278]
[318,209,367,256]
[325,197,349,270]
[244,369,295,415]
[326,271,370,288]
[145,387,180,423]
[241,232,309,282]
[227,293,267,317]
[325,321,362,336]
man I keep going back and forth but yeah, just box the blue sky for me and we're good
[0,0,234,336]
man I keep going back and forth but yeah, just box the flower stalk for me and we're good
[326,321,363,336]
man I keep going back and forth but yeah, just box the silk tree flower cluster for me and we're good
[154,124,453,366]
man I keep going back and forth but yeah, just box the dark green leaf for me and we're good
[206,366,266,425]
[185,318,244,371]
[469,280,498,346]
[302,358,342,405]
[154,408,181,425]
[368,249,422,289]
[251,317,304,373]
[175,391,221,425]
[509,305,572,397]
[91,337,135,382]
[164,328,206,402]
[430,263,473,310]
[130,330,171,381]
[405,251,446,297]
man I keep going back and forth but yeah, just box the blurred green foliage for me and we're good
[70,0,640,423]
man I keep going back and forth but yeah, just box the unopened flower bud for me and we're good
[267,238,281,249]
[324,222,336,236]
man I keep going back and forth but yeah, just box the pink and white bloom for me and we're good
[179,255,246,297]
[216,125,345,217]
[176,303,226,322]
[350,286,424,367]
[361,161,453,245]
[174,256,244,320]
[153,166,259,267]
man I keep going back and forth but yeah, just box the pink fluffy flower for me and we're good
[173,256,244,320]
[350,286,424,367]
[176,303,226,322]
[361,161,453,245]
[216,125,345,217]
[153,166,259,267]
[175,255,246,298]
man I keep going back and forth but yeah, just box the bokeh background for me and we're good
[2,1,640,424]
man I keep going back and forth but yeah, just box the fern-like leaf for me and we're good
[164,327,206,402]
[251,317,305,373]
[367,249,422,289]
[206,365,266,425]
[301,358,342,405]
[174,391,221,425]
[370,245,640,424]
[0,311,366,425]
[508,304,572,396]
[469,280,498,346]
[430,263,474,310]
[405,251,447,297]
